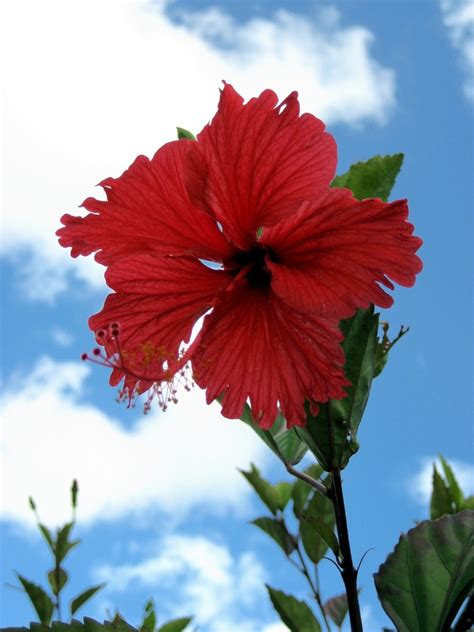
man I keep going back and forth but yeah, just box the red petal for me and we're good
[197,83,337,249]
[263,189,423,317]
[57,140,234,265]
[89,255,230,389]
[192,286,349,429]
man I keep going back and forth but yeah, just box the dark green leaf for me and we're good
[374,323,409,378]
[70,584,105,616]
[55,522,80,564]
[296,308,378,470]
[323,593,349,627]
[140,599,156,632]
[301,515,339,559]
[1,618,138,632]
[238,405,308,465]
[252,517,295,555]
[71,480,79,510]
[292,464,324,517]
[374,511,474,632]
[176,127,196,140]
[300,492,336,563]
[28,497,36,512]
[38,523,55,551]
[16,574,54,625]
[267,586,322,632]
[440,455,464,511]
[431,465,453,519]
[48,567,68,595]
[331,154,404,202]
[156,617,192,632]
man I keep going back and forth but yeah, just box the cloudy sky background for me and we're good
[1,0,473,629]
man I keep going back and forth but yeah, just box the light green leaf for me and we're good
[140,599,156,632]
[440,455,464,511]
[462,496,474,510]
[301,515,339,560]
[16,574,54,625]
[374,511,474,632]
[70,584,105,616]
[176,127,196,140]
[240,463,291,515]
[267,586,322,632]
[331,154,404,202]
[430,465,453,519]
[252,517,295,556]
[156,617,192,632]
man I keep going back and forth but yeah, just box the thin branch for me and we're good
[285,462,328,496]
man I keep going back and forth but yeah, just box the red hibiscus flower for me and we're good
[57,83,422,429]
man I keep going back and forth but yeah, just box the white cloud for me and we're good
[440,0,474,101]
[94,533,278,632]
[1,0,396,300]
[409,455,474,506]
[51,328,74,347]
[0,356,271,527]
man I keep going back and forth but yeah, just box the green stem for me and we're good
[326,405,363,632]
[294,542,332,632]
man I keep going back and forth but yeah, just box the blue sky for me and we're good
[1,0,473,630]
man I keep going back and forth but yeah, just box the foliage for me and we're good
[17,482,104,625]
[10,488,192,632]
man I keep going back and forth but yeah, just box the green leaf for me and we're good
[273,482,294,511]
[323,593,349,627]
[140,599,156,632]
[331,154,404,202]
[16,574,54,625]
[70,584,105,616]
[462,496,474,510]
[292,464,324,517]
[296,307,378,470]
[156,617,192,632]
[240,464,292,514]
[55,522,80,564]
[430,465,453,519]
[239,405,308,465]
[374,511,474,632]
[300,492,336,564]
[38,523,55,551]
[267,586,322,632]
[71,480,79,510]
[1,618,139,632]
[301,515,339,560]
[440,455,464,511]
[176,127,196,141]
[252,517,295,555]
[48,567,68,595]
[28,496,37,512]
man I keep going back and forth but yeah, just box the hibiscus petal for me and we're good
[89,255,230,389]
[192,286,349,429]
[197,83,337,249]
[57,140,234,265]
[263,188,423,317]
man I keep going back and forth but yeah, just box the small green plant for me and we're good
[16,480,104,624]
[11,482,194,632]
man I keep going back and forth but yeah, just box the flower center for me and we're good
[232,245,278,289]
